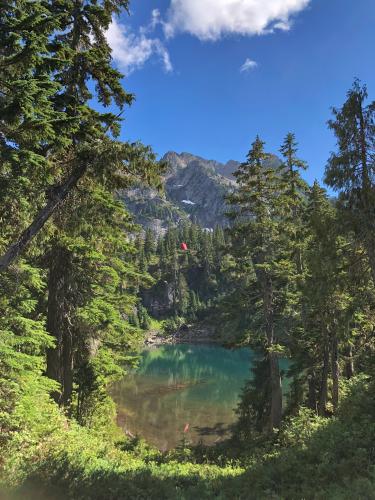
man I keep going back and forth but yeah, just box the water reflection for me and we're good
[111,344,256,450]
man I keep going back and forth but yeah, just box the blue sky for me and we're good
[105,0,375,185]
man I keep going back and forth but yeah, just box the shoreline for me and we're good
[145,323,221,347]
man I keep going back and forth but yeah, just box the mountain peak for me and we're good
[161,151,239,181]
[123,150,282,234]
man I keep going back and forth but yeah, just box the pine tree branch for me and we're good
[0,111,126,273]
[0,162,87,272]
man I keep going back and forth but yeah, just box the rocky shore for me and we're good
[145,323,220,346]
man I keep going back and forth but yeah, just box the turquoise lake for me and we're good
[111,344,287,450]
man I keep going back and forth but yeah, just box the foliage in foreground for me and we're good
[1,376,375,499]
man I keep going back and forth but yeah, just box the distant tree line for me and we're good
[133,224,229,328]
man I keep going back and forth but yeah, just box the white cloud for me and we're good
[106,1,310,73]
[164,0,310,40]
[240,58,258,72]
[106,17,172,74]
[151,9,162,30]
[140,9,162,35]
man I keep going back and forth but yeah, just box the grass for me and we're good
[1,376,375,499]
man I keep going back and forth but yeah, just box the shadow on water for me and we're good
[193,422,231,437]
[111,344,257,449]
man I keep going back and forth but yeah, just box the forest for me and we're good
[1,1,375,499]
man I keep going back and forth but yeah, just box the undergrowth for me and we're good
[1,376,374,499]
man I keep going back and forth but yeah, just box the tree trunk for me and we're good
[269,351,282,429]
[307,371,317,413]
[263,275,282,430]
[331,335,339,411]
[345,345,354,379]
[318,338,330,416]
[46,244,74,406]
[0,163,87,273]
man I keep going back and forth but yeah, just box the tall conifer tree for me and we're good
[325,80,375,283]
[227,136,283,430]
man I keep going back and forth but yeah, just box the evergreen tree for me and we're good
[189,290,199,320]
[138,305,151,330]
[177,274,190,316]
[181,222,191,245]
[144,228,155,261]
[45,179,150,408]
[0,0,159,271]
[299,182,350,413]
[139,245,148,273]
[189,224,199,251]
[325,80,375,283]
[227,136,284,430]
[274,134,310,407]
[157,237,167,275]
[278,133,309,275]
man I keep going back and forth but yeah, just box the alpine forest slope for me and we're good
[1,2,375,498]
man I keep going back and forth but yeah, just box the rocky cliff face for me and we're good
[119,186,189,234]
[121,151,281,233]
[163,152,236,228]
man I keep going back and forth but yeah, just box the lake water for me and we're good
[112,344,286,450]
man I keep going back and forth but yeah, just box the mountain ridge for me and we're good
[121,151,281,233]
